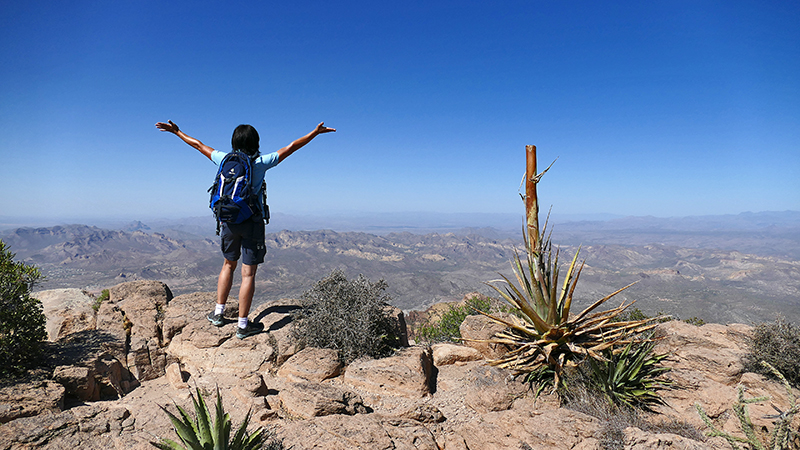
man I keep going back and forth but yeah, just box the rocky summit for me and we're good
[1,280,798,449]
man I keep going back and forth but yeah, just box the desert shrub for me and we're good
[292,269,400,364]
[613,308,675,324]
[152,387,283,450]
[0,240,47,378]
[93,289,109,312]
[415,294,493,344]
[614,307,650,322]
[683,316,706,326]
[696,361,798,450]
[743,316,800,388]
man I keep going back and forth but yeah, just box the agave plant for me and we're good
[152,387,269,450]
[587,338,672,409]
[479,229,660,386]
[473,145,663,387]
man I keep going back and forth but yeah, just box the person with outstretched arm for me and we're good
[155,120,335,338]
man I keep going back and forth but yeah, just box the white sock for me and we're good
[215,304,225,316]
[238,317,248,329]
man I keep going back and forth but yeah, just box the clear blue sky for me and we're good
[1,1,798,223]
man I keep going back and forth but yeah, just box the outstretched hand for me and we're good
[155,120,179,134]
[315,122,336,135]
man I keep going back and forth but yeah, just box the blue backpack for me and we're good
[209,151,259,234]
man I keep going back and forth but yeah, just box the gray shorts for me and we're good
[219,218,266,265]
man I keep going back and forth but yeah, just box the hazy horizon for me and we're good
[2,209,799,236]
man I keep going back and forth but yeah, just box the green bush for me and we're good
[93,289,109,312]
[415,294,492,344]
[292,269,400,364]
[683,316,706,326]
[743,316,800,388]
[0,240,47,378]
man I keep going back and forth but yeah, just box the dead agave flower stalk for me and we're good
[473,145,663,387]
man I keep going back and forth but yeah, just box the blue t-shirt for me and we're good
[210,150,280,194]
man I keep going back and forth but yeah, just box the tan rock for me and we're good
[279,381,367,419]
[465,384,516,413]
[432,342,483,366]
[452,408,601,450]
[0,380,64,424]
[166,324,274,376]
[278,414,438,450]
[654,320,749,386]
[92,281,175,382]
[108,280,171,342]
[162,292,242,346]
[128,336,168,381]
[165,363,188,390]
[277,347,342,383]
[459,313,512,359]
[270,322,301,365]
[624,426,715,449]
[397,402,445,423]
[53,365,99,402]
[344,346,435,398]
[35,288,96,341]
[653,320,753,429]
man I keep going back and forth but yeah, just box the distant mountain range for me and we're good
[1,210,798,325]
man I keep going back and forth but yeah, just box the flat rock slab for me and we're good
[278,414,439,450]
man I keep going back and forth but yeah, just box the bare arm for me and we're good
[155,120,215,160]
[277,122,336,162]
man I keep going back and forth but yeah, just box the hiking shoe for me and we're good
[207,311,224,327]
[236,321,264,339]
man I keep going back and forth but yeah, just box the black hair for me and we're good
[231,124,260,156]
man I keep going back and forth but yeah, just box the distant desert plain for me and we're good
[2,210,798,325]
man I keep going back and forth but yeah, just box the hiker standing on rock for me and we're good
[155,120,335,338]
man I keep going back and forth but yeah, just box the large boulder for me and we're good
[35,288,96,341]
[277,347,342,383]
[53,365,99,402]
[166,321,274,376]
[384,304,410,347]
[255,298,302,364]
[344,346,436,398]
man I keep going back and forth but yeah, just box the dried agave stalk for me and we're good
[472,145,662,386]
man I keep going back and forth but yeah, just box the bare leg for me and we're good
[217,259,238,305]
[238,263,258,318]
